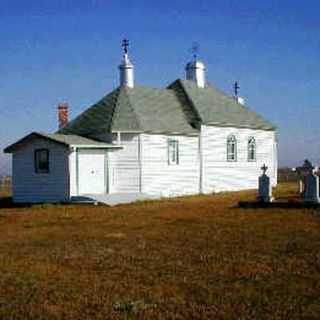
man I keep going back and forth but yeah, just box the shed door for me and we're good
[78,150,106,195]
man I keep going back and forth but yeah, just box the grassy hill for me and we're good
[0,183,319,319]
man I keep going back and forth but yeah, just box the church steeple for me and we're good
[185,43,206,88]
[118,39,134,88]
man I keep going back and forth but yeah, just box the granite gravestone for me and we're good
[300,161,320,203]
[258,164,273,202]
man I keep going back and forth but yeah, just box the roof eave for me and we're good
[72,144,123,149]
[3,132,122,153]
[110,129,199,136]
[203,122,276,131]
[4,132,69,154]
[142,130,199,136]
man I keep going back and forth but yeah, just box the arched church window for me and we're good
[168,139,179,165]
[227,135,237,161]
[248,137,256,161]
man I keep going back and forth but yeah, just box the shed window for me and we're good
[168,139,179,165]
[227,135,237,161]
[35,149,49,173]
[248,137,256,161]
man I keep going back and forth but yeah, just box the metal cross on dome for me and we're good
[122,39,129,54]
[234,81,240,97]
[261,163,268,174]
[191,42,199,59]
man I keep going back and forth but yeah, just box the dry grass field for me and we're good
[0,183,319,319]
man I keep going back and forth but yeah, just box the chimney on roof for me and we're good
[58,103,69,129]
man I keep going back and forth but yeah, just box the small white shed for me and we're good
[4,132,122,203]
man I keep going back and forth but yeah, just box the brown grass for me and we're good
[0,183,11,198]
[0,183,319,319]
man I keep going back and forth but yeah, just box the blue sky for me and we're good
[0,0,319,174]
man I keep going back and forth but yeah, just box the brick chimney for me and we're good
[58,103,69,129]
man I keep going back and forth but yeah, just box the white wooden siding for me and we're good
[69,150,77,197]
[12,138,69,203]
[11,126,277,202]
[69,133,141,195]
[201,125,277,193]
[141,134,199,197]
[109,133,140,193]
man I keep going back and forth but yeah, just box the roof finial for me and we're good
[234,81,240,97]
[185,42,206,88]
[191,42,199,60]
[119,39,134,88]
[122,38,129,55]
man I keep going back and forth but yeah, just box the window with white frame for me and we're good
[168,139,179,165]
[227,135,237,161]
[248,137,256,161]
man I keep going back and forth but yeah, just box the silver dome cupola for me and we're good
[185,45,206,88]
[119,39,134,88]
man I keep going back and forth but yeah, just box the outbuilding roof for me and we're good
[4,132,121,153]
[59,79,275,137]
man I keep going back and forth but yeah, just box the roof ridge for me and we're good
[109,87,142,131]
[121,87,143,131]
[108,87,123,131]
[168,79,203,130]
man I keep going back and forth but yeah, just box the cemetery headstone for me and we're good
[300,161,320,203]
[258,164,273,202]
[294,159,314,196]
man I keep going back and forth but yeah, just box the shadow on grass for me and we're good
[238,200,320,210]
[0,197,84,209]
[0,197,33,208]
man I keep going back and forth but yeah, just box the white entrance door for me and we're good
[78,150,106,195]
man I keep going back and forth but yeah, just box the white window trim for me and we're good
[248,137,256,162]
[227,135,237,162]
[168,139,179,165]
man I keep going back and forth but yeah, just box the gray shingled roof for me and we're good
[4,132,121,153]
[40,133,122,147]
[59,79,275,137]
[59,85,198,136]
[169,80,275,130]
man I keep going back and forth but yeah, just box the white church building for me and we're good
[4,41,277,203]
